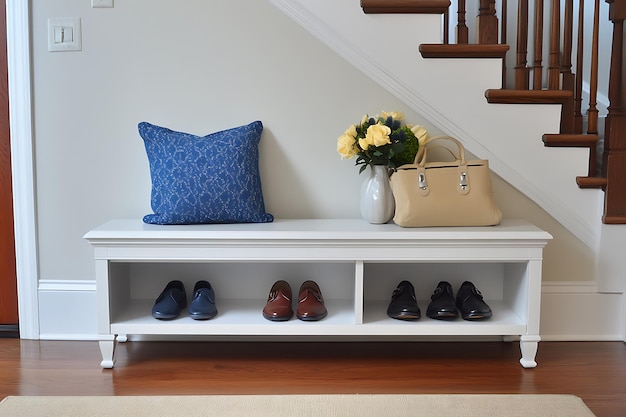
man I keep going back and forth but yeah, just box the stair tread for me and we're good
[543,134,599,147]
[361,0,450,14]
[576,176,607,189]
[485,89,572,104]
[419,44,509,59]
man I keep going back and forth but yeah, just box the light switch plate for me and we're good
[92,0,114,7]
[48,17,82,52]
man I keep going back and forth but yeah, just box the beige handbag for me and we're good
[390,136,502,227]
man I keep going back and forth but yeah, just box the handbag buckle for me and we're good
[418,172,428,190]
[459,171,468,190]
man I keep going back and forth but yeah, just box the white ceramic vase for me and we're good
[360,164,395,224]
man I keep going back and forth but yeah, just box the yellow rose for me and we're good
[358,135,373,151]
[344,124,357,138]
[365,123,391,147]
[410,124,430,146]
[337,133,358,159]
[380,111,404,121]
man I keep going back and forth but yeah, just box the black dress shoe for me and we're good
[426,281,459,320]
[387,280,420,320]
[456,281,492,320]
[152,280,187,320]
[188,280,218,320]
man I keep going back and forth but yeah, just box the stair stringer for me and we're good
[270,0,603,248]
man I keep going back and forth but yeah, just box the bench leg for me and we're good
[519,335,540,368]
[99,336,116,369]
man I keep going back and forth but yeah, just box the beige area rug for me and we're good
[0,394,596,417]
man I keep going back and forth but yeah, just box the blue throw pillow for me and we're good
[139,120,274,225]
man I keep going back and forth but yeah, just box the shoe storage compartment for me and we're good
[106,262,358,336]
[85,218,551,369]
[362,262,528,335]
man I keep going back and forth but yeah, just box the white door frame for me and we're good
[7,0,39,339]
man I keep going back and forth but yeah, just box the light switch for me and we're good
[48,17,82,52]
[54,26,73,43]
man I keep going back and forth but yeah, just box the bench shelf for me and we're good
[84,218,551,368]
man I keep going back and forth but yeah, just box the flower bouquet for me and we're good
[337,111,429,173]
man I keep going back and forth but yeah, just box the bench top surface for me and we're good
[84,218,552,243]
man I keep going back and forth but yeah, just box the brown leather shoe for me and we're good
[262,280,293,321]
[296,280,327,321]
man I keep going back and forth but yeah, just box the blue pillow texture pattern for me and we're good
[139,120,274,225]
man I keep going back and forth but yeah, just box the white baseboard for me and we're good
[37,280,99,340]
[36,280,624,341]
[539,282,624,341]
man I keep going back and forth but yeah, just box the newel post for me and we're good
[603,0,626,223]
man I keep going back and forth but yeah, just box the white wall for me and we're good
[26,0,626,340]
[31,0,594,286]
[32,0,407,280]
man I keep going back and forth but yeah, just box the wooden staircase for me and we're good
[361,0,626,224]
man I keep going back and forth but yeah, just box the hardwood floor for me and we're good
[0,339,624,416]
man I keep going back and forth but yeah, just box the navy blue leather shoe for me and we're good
[188,280,218,320]
[152,280,187,320]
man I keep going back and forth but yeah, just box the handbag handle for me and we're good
[415,136,467,166]
[414,136,470,197]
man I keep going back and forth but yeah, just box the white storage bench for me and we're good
[84,218,552,368]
